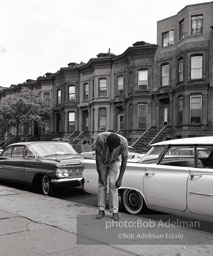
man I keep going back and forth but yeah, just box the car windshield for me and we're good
[30,142,78,157]
[139,146,165,164]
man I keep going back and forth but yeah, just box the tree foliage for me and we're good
[0,87,51,135]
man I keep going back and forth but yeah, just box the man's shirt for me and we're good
[95,132,128,165]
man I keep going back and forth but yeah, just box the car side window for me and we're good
[196,146,213,168]
[12,146,25,158]
[2,147,12,157]
[160,145,196,167]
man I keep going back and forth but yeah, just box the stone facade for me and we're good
[0,2,213,144]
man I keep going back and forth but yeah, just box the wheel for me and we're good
[122,189,144,214]
[41,175,54,196]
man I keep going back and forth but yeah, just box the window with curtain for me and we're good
[68,112,75,131]
[190,95,202,124]
[162,30,174,47]
[138,104,147,129]
[129,71,133,92]
[138,70,148,90]
[83,83,89,100]
[178,97,183,125]
[68,85,75,101]
[98,107,107,130]
[191,15,203,36]
[178,59,183,82]
[98,78,107,97]
[92,79,95,98]
[57,89,61,104]
[161,64,169,86]
[179,19,185,40]
[191,56,203,79]
[117,76,124,95]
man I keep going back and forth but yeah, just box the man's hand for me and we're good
[99,175,107,186]
[115,179,122,188]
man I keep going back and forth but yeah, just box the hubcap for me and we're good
[42,176,50,194]
[127,191,141,211]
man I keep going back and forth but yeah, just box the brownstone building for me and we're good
[0,1,213,152]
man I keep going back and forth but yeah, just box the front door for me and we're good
[82,111,89,131]
[56,113,61,133]
[164,107,168,125]
[188,168,213,216]
[144,165,189,211]
[159,101,169,128]
[144,145,193,211]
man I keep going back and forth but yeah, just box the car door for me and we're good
[0,146,12,179]
[144,145,193,211]
[187,168,213,216]
[187,146,213,216]
[4,145,26,182]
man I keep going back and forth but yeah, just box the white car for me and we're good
[82,136,213,222]
[81,146,144,162]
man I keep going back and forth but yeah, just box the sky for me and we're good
[0,0,211,87]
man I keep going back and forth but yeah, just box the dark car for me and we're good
[0,141,84,196]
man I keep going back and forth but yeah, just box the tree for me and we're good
[0,87,51,137]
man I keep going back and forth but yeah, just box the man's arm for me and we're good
[95,137,105,185]
[116,143,128,188]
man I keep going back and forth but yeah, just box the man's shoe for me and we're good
[113,213,119,221]
[96,211,105,219]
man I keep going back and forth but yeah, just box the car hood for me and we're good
[42,155,83,164]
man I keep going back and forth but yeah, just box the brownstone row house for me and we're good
[0,1,213,152]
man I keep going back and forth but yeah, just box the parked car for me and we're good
[81,146,144,162]
[0,141,84,196]
[82,136,213,222]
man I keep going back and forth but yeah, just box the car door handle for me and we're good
[145,172,155,176]
[190,174,202,180]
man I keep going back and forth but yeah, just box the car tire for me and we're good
[122,189,145,214]
[41,175,54,196]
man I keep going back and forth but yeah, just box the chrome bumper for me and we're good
[51,177,83,184]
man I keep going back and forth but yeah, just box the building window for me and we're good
[68,112,75,131]
[44,92,50,100]
[190,95,202,124]
[92,108,95,131]
[57,89,61,105]
[138,104,147,129]
[92,79,95,98]
[191,15,203,36]
[179,19,185,40]
[98,107,107,130]
[178,97,183,125]
[128,104,133,130]
[68,85,75,101]
[161,64,169,86]
[162,30,174,47]
[129,71,133,92]
[117,76,124,95]
[191,56,203,79]
[83,83,89,101]
[178,59,183,82]
[98,78,107,97]
[138,70,148,90]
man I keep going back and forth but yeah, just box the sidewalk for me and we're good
[0,184,212,256]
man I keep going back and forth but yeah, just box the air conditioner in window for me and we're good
[138,84,147,90]
[99,127,106,131]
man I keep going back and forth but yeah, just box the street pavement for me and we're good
[0,184,212,256]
